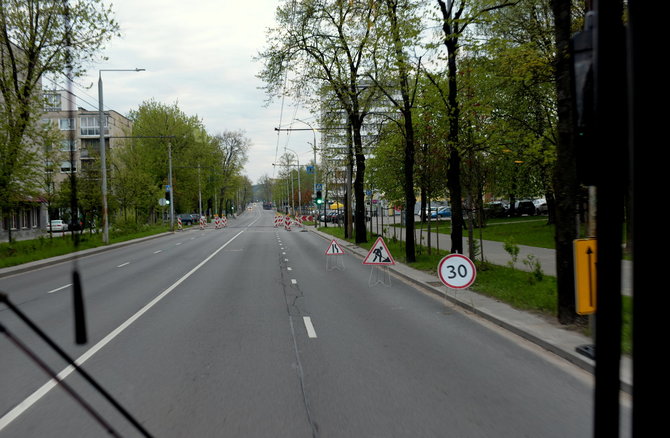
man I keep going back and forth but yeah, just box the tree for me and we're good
[0,0,118,237]
[550,0,581,324]
[258,0,384,243]
[212,130,249,215]
[431,0,519,254]
[371,0,424,262]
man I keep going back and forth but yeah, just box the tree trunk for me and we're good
[551,0,578,324]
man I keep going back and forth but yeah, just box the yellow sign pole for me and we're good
[574,238,597,315]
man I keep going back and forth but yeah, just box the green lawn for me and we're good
[0,224,171,269]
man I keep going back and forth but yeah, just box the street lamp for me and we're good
[295,119,319,227]
[98,68,145,244]
[284,147,301,215]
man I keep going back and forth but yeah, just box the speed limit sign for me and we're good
[438,254,477,289]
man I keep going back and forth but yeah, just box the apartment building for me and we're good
[1,90,132,241]
[41,90,132,184]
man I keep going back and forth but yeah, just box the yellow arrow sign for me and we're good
[574,238,597,315]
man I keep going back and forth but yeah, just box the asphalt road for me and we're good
[1,205,626,437]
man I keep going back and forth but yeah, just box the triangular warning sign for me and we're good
[363,237,395,265]
[325,239,345,255]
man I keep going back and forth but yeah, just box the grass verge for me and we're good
[0,224,172,269]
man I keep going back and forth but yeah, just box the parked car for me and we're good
[512,200,537,216]
[47,220,68,232]
[320,210,343,223]
[430,206,451,218]
[484,201,509,219]
[68,220,83,231]
[177,214,195,225]
[533,199,548,215]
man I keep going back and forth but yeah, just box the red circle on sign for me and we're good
[438,254,477,289]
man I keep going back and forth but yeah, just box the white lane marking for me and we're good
[291,279,297,285]
[0,228,247,432]
[175,242,182,246]
[285,258,289,262]
[303,317,317,338]
[153,250,162,254]
[47,284,71,294]
[117,262,130,268]
[287,267,292,271]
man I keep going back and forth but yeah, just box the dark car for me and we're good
[68,220,83,231]
[177,214,195,225]
[512,200,536,216]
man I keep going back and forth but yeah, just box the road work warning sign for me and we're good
[325,239,345,255]
[363,237,395,265]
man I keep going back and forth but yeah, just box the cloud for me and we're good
[78,0,316,185]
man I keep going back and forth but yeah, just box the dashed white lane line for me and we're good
[47,284,71,294]
[0,228,247,432]
[287,267,292,271]
[117,262,130,268]
[291,279,297,285]
[303,317,317,338]
[153,250,162,254]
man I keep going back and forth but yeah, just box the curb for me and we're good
[0,232,174,279]
[307,228,632,394]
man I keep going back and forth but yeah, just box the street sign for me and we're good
[574,238,597,315]
[363,237,395,265]
[325,239,345,255]
[158,198,167,206]
[438,254,477,289]
[315,183,323,191]
[306,165,314,174]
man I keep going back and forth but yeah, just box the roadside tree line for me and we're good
[258,0,591,324]
[0,1,252,239]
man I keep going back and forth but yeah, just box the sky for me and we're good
[75,0,319,186]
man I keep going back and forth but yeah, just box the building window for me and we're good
[60,139,76,152]
[80,115,108,136]
[44,93,62,112]
[59,118,74,130]
[60,161,77,173]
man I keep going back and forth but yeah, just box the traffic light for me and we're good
[315,190,323,205]
[165,191,171,205]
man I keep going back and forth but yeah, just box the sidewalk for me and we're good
[311,224,632,394]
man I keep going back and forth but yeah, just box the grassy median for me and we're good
[0,224,172,269]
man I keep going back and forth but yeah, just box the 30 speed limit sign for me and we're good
[438,254,477,289]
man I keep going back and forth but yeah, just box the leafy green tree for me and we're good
[258,0,385,243]
[0,0,118,238]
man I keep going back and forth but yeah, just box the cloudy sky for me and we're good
[76,0,318,186]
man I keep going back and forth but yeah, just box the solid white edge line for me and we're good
[47,283,72,294]
[0,228,247,432]
[303,317,317,338]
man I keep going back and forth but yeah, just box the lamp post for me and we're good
[285,147,301,215]
[296,119,319,227]
[98,68,145,244]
